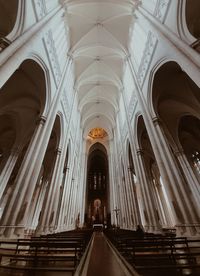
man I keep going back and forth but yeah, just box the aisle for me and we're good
[86,232,127,276]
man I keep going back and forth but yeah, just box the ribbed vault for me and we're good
[63,0,140,138]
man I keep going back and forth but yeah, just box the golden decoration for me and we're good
[88,128,108,139]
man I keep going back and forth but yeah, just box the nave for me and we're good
[0,0,200,275]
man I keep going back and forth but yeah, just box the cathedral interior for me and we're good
[0,0,200,275]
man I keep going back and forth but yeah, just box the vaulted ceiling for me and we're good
[63,0,140,139]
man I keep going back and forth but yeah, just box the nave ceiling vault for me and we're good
[63,0,140,138]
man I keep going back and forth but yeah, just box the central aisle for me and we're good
[86,232,127,276]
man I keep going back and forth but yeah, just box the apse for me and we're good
[85,141,110,228]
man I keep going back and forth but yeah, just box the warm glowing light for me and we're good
[88,128,108,139]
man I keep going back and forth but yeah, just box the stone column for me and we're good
[120,88,143,227]
[0,146,21,199]
[127,56,199,234]
[128,168,141,226]
[47,148,63,232]
[57,167,70,231]
[37,148,62,234]
[0,116,46,237]
[108,148,116,225]
[173,149,200,208]
[31,180,48,230]
[121,176,131,228]
[136,149,159,231]
[66,178,75,228]
[25,167,44,230]
[154,181,169,226]
[124,168,135,228]
[1,55,72,237]
[152,117,199,233]
[77,150,87,228]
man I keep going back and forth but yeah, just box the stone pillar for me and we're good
[57,167,70,231]
[152,117,200,234]
[136,149,159,231]
[66,178,75,228]
[76,150,87,228]
[31,180,48,230]
[0,146,21,200]
[154,182,169,226]
[120,88,143,228]
[47,148,63,232]
[37,148,62,234]
[128,168,141,226]
[0,116,46,237]
[25,167,44,230]
[108,148,116,225]
[1,53,72,237]
[127,55,199,234]
[124,168,136,228]
[173,149,200,208]
[121,176,131,228]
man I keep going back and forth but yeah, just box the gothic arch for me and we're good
[178,115,200,180]
[86,142,109,226]
[0,58,48,224]
[185,0,200,39]
[0,58,47,168]
[136,115,170,228]
[133,112,143,150]
[151,61,200,148]
[148,58,173,118]
[56,112,65,150]
[0,0,19,38]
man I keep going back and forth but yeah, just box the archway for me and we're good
[178,115,200,180]
[137,116,169,228]
[0,0,18,37]
[0,0,19,50]
[152,61,200,227]
[33,115,61,231]
[85,142,109,227]
[127,142,142,226]
[0,59,47,227]
[185,0,200,39]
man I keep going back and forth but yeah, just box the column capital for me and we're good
[67,52,73,61]
[136,148,143,156]
[173,148,184,156]
[63,166,69,173]
[0,37,11,52]
[132,0,142,9]
[56,148,62,155]
[152,116,161,126]
[128,166,134,173]
[124,53,131,63]
[37,116,47,126]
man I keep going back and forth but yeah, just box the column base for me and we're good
[144,224,162,233]
[0,226,25,238]
[175,223,200,237]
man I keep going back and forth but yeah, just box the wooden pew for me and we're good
[105,229,200,275]
[0,229,93,275]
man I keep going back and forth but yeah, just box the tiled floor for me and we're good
[87,232,127,276]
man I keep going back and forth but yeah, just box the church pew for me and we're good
[0,229,93,274]
[105,229,200,275]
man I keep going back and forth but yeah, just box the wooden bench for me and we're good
[0,229,93,274]
[105,229,200,275]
